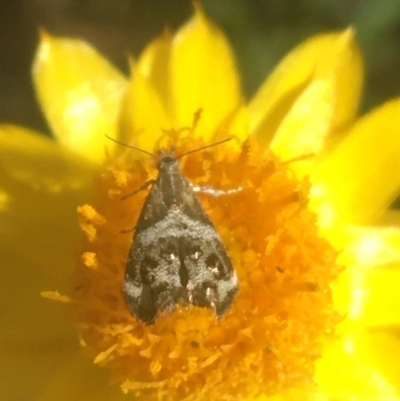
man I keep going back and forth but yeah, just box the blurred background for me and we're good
[1,0,400,135]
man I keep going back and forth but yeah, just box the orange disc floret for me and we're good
[70,131,342,401]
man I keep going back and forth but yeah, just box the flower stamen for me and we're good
[65,129,342,400]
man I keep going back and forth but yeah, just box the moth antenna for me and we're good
[105,135,157,159]
[177,137,232,159]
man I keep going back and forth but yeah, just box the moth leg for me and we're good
[191,185,243,197]
[121,179,155,200]
[120,227,135,234]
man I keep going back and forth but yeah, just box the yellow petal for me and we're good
[267,388,329,401]
[38,353,126,401]
[315,337,399,400]
[33,31,128,164]
[311,99,400,226]
[341,226,400,268]
[0,125,90,296]
[0,168,87,313]
[250,29,363,148]
[0,126,97,399]
[270,77,334,176]
[170,9,242,140]
[0,241,77,399]
[0,146,87,286]
[1,325,76,400]
[331,226,400,321]
[229,105,250,142]
[356,331,400,394]
[118,60,170,150]
[0,124,92,192]
[1,186,83,280]
[0,128,91,396]
[379,209,400,226]
[138,31,172,112]
[333,265,400,330]
[359,267,400,327]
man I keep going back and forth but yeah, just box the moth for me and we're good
[107,136,239,324]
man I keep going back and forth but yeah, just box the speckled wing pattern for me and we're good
[122,153,238,324]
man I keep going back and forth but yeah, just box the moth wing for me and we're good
[182,235,238,317]
[123,235,183,324]
[134,181,168,234]
[181,184,215,226]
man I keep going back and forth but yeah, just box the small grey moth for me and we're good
[107,136,239,324]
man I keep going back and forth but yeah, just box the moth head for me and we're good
[157,149,180,173]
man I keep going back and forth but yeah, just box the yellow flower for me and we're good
[1,8,400,401]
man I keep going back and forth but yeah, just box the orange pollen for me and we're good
[70,134,342,401]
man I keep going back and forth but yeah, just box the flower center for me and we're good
[70,133,341,401]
